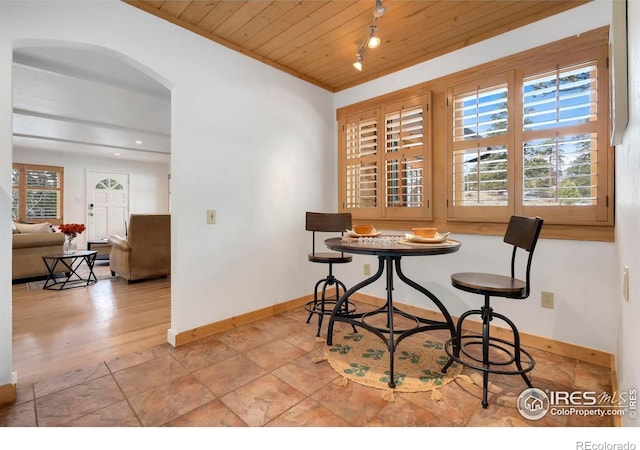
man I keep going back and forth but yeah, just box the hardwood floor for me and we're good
[11,261,170,386]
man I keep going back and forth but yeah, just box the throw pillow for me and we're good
[12,221,18,234]
[14,222,52,234]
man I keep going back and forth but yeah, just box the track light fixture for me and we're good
[373,0,386,18]
[353,0,386,71]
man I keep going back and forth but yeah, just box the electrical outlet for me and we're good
[541,291,554,309]
[206,209,216,224]
[364,263,371,276]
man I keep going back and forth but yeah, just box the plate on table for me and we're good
[403,232,450,244]
[346,229,381,238]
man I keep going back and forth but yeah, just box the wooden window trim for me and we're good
[12,163,64,225]
[336,27,613,242]
[338,93,433,222]
[447,72,514,222]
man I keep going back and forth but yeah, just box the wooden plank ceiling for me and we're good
[125,0,590,92]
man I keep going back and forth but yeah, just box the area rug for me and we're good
[319,331,465,401]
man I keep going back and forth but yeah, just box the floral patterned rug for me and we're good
[320,330,464,399]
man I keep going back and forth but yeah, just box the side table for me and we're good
[87,239,111,261]
[41,250,98,290]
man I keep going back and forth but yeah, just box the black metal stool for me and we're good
[304,212,357,337]
[444,215,543,408]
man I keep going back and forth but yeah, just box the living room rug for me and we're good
[319,331,465,401]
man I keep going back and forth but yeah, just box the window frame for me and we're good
[447,72,515,223]
[12,163,64,225]
[515,45,610,225]
[447,42,610,227]
[336,27,613,241]
[338,93,433,222]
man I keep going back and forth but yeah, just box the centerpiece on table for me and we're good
[59,223,86,255]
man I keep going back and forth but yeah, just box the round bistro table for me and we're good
[324,235,462,388]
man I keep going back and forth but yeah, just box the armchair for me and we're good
[108,214,170,282]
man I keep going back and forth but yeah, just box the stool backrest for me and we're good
[504,215,544,298]
[305,212,352,255]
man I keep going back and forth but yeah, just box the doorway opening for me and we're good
[11,41,172,383]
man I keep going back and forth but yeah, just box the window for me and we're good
[95,178,124,190]
[342,109,379,218]
[520,62,608,223]
[449,75,512,220]
[337,28,612,240]
[338,94,432,220]
[12,164,64,224]
[448,49,610,225]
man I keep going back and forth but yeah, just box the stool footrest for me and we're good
[444,335,535,376]
[305,275,356,337]
[305,299,357,316]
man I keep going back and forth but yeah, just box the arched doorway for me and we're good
[11,42,172,383]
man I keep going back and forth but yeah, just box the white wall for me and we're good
[0,1,335,387]
[614,0,640,428]
[333,0,620,354]
[13,146,170,248]
[0,8,16,390]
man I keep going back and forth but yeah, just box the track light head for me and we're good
[353,48,364,71]
[373,0,386,18]
[367,26,380,48]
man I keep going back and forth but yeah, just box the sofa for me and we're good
[108,214,170,282]
[12,222,65,281]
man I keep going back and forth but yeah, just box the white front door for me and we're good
[86,171,129,241]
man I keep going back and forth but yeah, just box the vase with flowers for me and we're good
[59,223,86,255]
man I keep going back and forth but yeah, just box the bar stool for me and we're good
[304,211,357,337]
[445,215,543,408]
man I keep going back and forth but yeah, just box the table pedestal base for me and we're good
[327,255,458,388]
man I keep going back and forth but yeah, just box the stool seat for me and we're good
[451,272,527,297]
[308,252,352,264]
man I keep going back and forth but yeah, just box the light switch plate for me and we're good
[207,209,216,224]
[623,266,630,302]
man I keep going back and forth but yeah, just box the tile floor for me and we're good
[0,304,615,427]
